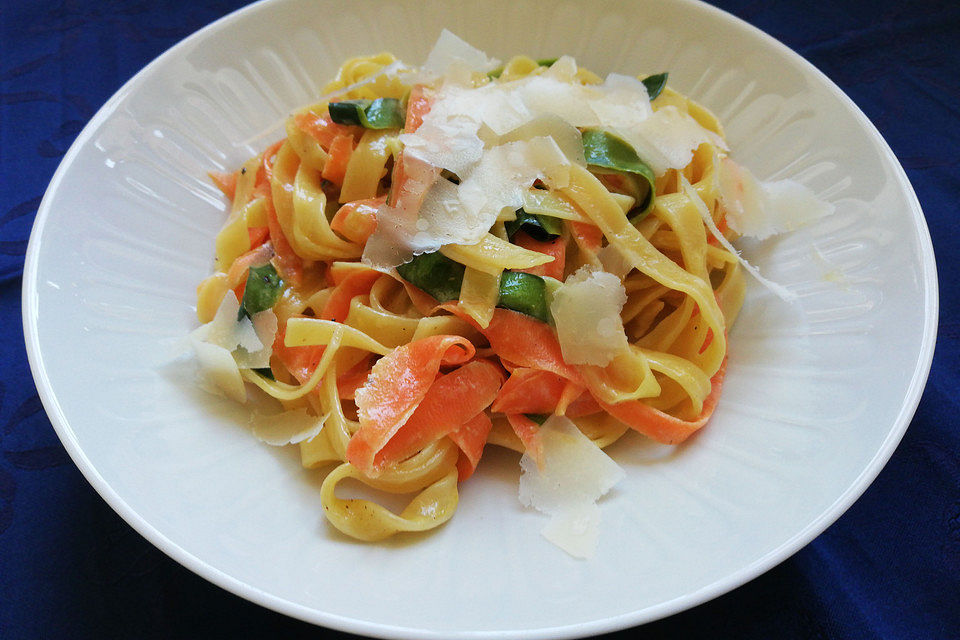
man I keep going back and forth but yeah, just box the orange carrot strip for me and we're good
[209,170,238,200]
[505,413,543,466]
[483,309,582,382]
[404,85,432,133]
[690,301,716,354]
[373,360,502,472]
[264,196,303,286]
[555,379,586,415]
[272,322,325,384]
[405,282,446,316]
[330,196,386,244]
[321,133,354,186]
[698,328,715,354]
[337,355,374,400]
[261,140,284,182]
[247,225,270,249]
[571,221,603,253]
[347,335,476,476]
[491,368,568,415]
[379,85,434,212]
[294,112,362,149]
[513,231,565,280]
[600,359,727,445]
[450,412,493,481]
[259,139,304,285]
[320,269,381,323]
[225,242,275,290]
[565,389,603,418]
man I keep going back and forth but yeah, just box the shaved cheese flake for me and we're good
[589,73,654,131]
[365,137,572,268]
[191,338,246,403]
[363,155,442,269]
[399,84,486,174]
[544,55,579,82]
[250,408,325,446]
[681,174,797,302]
[550,266,629,366]
[233,316,262,354]
[235,309,278,369]
[200,290,240,348]
[616,106,727,175]
[597,243,633,279]
[420,29,500,83]
[515,75,603,129]
[191,291,275,376]
[455,136,572,236]
[719,157,833,239]
[499,114,586,167]
[410,178,465,251]
[519,416,625,558]
[197,290,263,353]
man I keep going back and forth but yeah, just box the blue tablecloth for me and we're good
[1,1,957,637]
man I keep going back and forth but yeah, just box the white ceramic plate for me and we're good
[23,0,937,637]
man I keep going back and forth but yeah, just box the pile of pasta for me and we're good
[194,42,746,543]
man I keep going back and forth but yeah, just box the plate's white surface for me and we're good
[22,0,937,638]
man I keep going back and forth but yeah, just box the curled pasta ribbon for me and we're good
[578,346,661,405]
[270,141,363,261]
[320,52,409,101]
[320,462,459,542]
[560,165,727,377]
[440,233,554,275]
[600,359,727,445]
[572,412,630,449]
[284,116,328,172]
[241,324,345,401]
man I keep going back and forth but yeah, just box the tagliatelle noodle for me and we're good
[188,31,829,550]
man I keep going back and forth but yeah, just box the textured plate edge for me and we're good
[19,0,939,638]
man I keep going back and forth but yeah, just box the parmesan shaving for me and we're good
[518,416,624,559]
[419,29,500,83]
[364,137,572,268]
[399,84,485,174]
[235,309,278,369]
[719,157,834,239]
[250,408,325,446]
[191,291,277,383]
[191,338,246,403]
[615,106,728,175]
[367,47,728,270]
[681,174,797,302]
[550,266,629,366]
[597,243,634,279]
[498,114,586,167]
[195,291,263,353]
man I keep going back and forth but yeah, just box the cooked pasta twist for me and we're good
[196,50,746,542]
